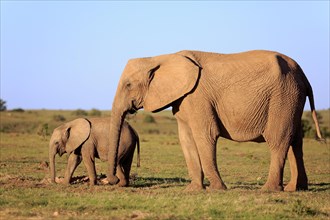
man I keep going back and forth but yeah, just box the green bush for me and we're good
[72,109,88,116]
[143,114,156,123]
[320,126,330,138]
[0,99,7,111]
[301,119,330,139]
[302,119,313,138]
[11,108,25,112]
[37,123,49,138]
[89,108,102,116]
[53,114,66,122]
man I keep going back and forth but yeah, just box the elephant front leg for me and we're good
[64,153,82,184]
[191,134,227,191]
[178,120,205,191]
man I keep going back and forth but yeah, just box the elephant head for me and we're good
[107,51,201,184]
[49,118,91,183]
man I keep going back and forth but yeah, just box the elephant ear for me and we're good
[143,53,201,112]
[64,118,91,154]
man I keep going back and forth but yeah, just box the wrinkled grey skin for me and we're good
[49,117,140,186]
[107,50,324,191]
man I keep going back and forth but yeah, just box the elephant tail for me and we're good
[303,70,326,143]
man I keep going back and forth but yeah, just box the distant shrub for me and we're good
[53,114,66,122]
[302,119,330,139]
[11,108,25,112]
[143,114,156,123]
[89,108,102,116]
[302,119,313,138]
[37,123,49,138]
[72,109,88,116]
[0,99,7,111]
[146,129,160,134]
[0,123,16,133]
[320,127,330,138]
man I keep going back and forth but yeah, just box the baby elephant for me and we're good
[49,117,140,186]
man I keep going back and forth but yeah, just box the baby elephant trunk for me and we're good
[49,144,57,183]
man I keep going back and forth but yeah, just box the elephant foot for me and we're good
[89,182,97,187]
[89,179,97,186]
[107,175,120,185]
[261,182,283,192]
[207,182,227,191]
[117,179,128,187]
[284,181,308,192]
[184,182,205,192]
[62,178,71,185]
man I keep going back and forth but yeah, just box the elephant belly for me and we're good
[219,128,266,143]
[95,145,108,162]
[216,97,269,143]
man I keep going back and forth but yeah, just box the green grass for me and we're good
[0,110,329,219]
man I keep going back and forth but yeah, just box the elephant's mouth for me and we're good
[128,101,138,114]
[58,147,66,157]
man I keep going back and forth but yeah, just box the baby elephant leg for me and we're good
[81,147,97,185]
[64,153,82,184]
[82,157,97,185]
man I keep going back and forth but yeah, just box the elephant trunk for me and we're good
[107,109,127,184]
[49,144,57,183]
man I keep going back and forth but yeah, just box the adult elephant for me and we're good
[107,50,324,191]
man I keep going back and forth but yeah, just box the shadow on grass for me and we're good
[229,182,330,192]
[308,182,330,192]
[228,182,261,190]
[132,177,190,188]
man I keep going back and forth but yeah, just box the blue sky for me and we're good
[1,1,329,110]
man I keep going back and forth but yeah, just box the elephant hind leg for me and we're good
[81,147,97,185]
[116,165,128,187]
[262,137,291,191]
[284,129,308,191]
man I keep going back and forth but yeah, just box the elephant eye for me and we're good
[126,82,132,90]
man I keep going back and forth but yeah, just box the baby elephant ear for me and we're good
[143,53,201,112]
[65,118,91,154]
